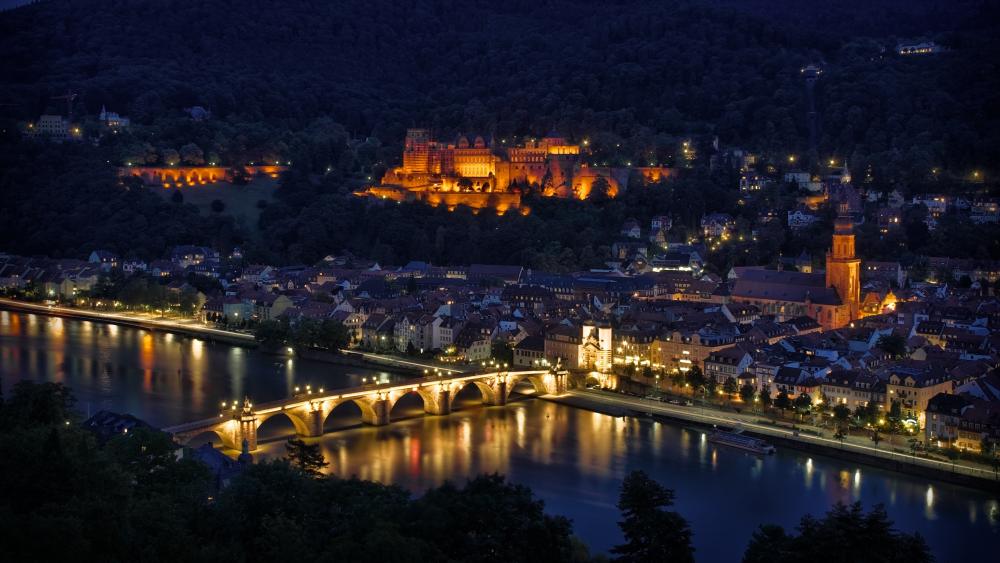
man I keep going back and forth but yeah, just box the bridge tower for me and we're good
[236,397,259,451]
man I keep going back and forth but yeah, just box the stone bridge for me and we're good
[165,369,566,451]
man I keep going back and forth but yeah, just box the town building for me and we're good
[731,203,861,330]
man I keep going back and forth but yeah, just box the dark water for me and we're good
[2,311,998,560]
[0,310,388,426]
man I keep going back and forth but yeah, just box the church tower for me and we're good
[826,202,861,324]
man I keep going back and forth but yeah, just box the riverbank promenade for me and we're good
[554,389,1000,492]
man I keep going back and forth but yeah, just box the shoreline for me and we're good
[0,298,450,376]
[545,391,1000,494]
[0,297,257,346]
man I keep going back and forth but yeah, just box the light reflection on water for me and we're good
[2,311,998,560]
[0,311,388,426]
[249,398,998,561]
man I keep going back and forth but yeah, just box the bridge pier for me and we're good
[548,371,567,395]
[362,398,391,426]
[489,379,508,406]
[423,387,452,415]
[304,408,325,438]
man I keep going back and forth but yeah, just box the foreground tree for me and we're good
[285,438,329,476]
[743,502,933,563]
[411,473,579,563]
[612,470,694,563]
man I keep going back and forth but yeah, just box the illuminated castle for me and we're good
[364,129,673,212]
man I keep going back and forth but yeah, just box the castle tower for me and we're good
[402,128,431,174]
[826,202,860,324]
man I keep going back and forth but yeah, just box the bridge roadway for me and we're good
[165,369,567,451]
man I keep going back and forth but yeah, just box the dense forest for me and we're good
[0,0,998,269]
[0,382,934,562]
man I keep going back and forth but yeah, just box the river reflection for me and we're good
[248,396,1000,561]
[2,310,999,560]
[0,310,388,426]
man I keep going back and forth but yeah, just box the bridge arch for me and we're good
[388,387,436,419]
[177,428,233,450]
[506,373,547,400]
[323,397,379,429]
[452,379,498,406]
[256,410,312,440]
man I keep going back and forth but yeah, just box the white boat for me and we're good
[708,429,776,455]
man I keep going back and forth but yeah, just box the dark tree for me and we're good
[877,334,907,359]
[612,470,694,563]
[410,473,576,563]
[743,502,933,563]
[775,391,791,415]
[723,376,739,398]
[284,438,329,476]
[684,365,706,392]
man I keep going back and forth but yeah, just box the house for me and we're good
[98,105,130,129]
[885,362,955,428]
[739,173,766,194]
[88,250,119,271]
[501,285,554,311]
[704,345,754,384]
[970,198,999,224]
[202,296,252,324]
[650,215,672,233]
[863,261,904,288]
[783,170,811,188]
[620,218,641,239]
[394,313,437,353]
[122,259,147,274]
[453,322,492,361]
[821,370,880,412]
[513,335,546,368]
[787,207,819,230]
[468,264,523,285]
[361,314,396,352]
[433,316,463,351]
[897,41,943,55]
[544,324,583,368]
[649,251,702,275]
[171,246,218,268]
[877,208,902,236]
[913,194,948,220]
[27,114,72,140]
[700,213,735,238]
[251,293,293,321]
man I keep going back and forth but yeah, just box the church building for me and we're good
[730,203,861,330]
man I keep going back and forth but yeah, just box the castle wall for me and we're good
[121,165,287,187]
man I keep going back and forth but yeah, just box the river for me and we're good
[1,310,998,560]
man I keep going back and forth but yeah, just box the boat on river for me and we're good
[708,428,776,455]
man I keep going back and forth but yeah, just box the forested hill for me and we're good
[1,0,998,169]
[1,0,998,267]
